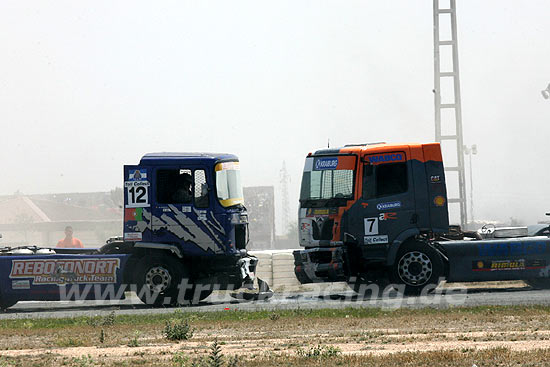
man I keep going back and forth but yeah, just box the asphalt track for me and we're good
[2,283,550,320]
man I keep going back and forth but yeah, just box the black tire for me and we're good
[525,278,550,290]
[134,255,213,306]
[390,241,445,295]
[134,255,188,307]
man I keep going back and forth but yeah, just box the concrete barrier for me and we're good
[250,249,301,289]
[249,250,273,286]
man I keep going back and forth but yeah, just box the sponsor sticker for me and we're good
[10,258,120,286]
[433,196,446,207]
[314,157,339,170]
[364,235,389,245]
[379,212,397,221]
[367,153,405,164]
[12,280,30,290]
[124,181,150,188]
[306,208,332,217]
[472,259,546,272]
[377,201,402,211]
[124,232,143,241]
[197,210,207,221]
[128,169,147,181]
[430,175,441,183]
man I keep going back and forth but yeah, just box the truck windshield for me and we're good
[300,156,356,206]
[215,161,244,207]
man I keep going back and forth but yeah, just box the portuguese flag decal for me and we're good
[124,207,143,221]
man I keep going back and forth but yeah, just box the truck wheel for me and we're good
[391,241,444,295]
[134,255,188,307]
[525,278,550,290]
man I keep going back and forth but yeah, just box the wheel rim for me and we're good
[145,266,172,293]
[397,251,433,286]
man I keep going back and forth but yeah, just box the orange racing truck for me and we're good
[293,142,550,294]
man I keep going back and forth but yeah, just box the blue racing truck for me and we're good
[0,153,268,310]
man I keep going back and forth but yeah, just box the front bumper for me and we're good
[193,252,258,290]
[293,247,347,284]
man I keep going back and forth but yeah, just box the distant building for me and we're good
[0,192,122,248]
[243,186,275,249]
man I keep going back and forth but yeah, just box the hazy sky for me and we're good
[1,1,549,229]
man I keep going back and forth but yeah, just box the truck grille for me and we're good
[309,250,333,264]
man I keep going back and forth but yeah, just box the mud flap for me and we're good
[231,254,274,300]
[239,255,257,290]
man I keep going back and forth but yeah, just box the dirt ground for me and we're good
[3,302,550,366]
[3,329,550,359]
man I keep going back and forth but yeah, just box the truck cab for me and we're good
[295,143,449,286]
[123,153,254,290]
[124,153,248,256]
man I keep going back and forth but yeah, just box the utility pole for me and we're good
[464,144,477,226]
[433,0,468,228]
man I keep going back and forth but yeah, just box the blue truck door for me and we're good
[150,166,226,255]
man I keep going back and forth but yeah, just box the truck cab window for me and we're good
[301,169,354,201]
[363,162,408,200]
[194,169,209,208]
[157,169,193,204]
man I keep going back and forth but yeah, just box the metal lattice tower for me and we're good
[433,0,467,228]
[279,161,291,234]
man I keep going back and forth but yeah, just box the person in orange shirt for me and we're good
[56,226,84,248]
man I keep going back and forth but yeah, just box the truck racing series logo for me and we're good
[9,258,120,285]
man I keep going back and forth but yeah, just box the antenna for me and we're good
[327,139,330,148]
